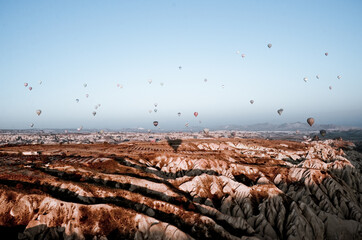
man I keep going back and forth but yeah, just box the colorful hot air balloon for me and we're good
[153,121,158,127]
[24,83,28,87]
[250,100,254,104]
[277,108,283,116]
[194,112,198,117]
[29,87,32,91]
[307,117,315,126]
[325,52,328,56]
[36,110,42,116]
[267,43,272,48]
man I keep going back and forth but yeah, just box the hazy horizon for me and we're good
[1,1,362,130]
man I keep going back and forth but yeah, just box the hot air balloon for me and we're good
[185,123,189,127]
[277,108,283,116]
[337,75,341,79]
[77,126,83,131]
[325,52,328,56]
[160,82,164,86]
[153,121,158,127]
[39,81,42,85]
[320,129,326,137]
[204,78,207,82]
[86,94,89,98]
[83,83,87,88]
[148,79,152,84]
[316,75,320,79]
[177,112,181,117]
[241,54,246,58]
[303,77,308,82]
[24,83,28,87]
[148,110,152,113]
[92,111,96,116]
[307,117,315,126]
[95,105,98,109]
[154,109,157,113]
[329,86,332,90]
[194,112,198,117]
[250,100,254,104]
[203,128,209,134]
[30,123,34,128]
[267,43,272,48]
[36,110,42,116]
[154,103,158,107]
[76,99,79,103]
[98,104,101,107]
[179,66,182,70]
[29,87,32,91]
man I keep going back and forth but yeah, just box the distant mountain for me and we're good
[213,122,360,131]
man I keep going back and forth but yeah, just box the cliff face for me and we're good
[0,138,361,240]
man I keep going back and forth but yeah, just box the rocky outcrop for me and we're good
[0,138,361,239]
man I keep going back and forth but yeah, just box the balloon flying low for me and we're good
[203,128,209,134]
[277,108,283,116]
[30,123,34,128]
[307,117,315,126]
[320,129,326,137]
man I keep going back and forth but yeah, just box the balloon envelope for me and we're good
[203,128,209,134]
[76,99,79,103]
[337,75,341,79]
[24,83,28,87]
[250,100,254,104]
[204,78,207,82]
[29,87,32,91]
[177,112,181,117]
[277,108,283,116]
[194,112,198,117]
[329,86,332,90]
[307,117,315,126]
[92,111,96,116]
[241,54,246,58]
[83,83,87,87]
[267,43,272,48]
[36,110,42,116]
[153,121,158,127]
[316,75,319,79]
[325,52,328,56]
[320,129,326,137]
[154,109,157,113]
[303,77,308,82]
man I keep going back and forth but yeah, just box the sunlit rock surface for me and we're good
[0,138,361,239]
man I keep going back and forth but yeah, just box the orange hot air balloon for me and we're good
[307,117,315,126]
[194,112,198,117]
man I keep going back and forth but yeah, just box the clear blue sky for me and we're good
[1,0,361,130]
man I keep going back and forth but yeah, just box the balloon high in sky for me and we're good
[0,1,362,130]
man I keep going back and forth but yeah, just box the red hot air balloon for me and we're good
[307,117,315,126]
[194,112,198,117]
